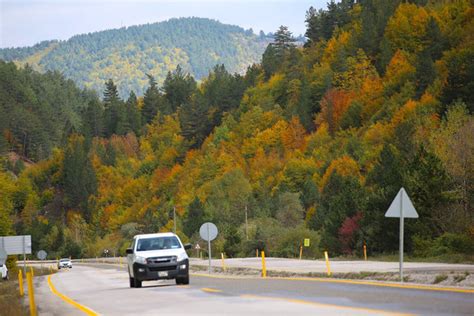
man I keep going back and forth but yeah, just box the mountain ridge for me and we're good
[0,17,271,97]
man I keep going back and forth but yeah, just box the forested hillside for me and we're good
[0,0,473,261]
[0,17,270,97]
[0,62,97,161]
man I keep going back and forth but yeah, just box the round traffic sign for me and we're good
[199,222,218,241]
[0,248,7,264]
[37,250,47,260]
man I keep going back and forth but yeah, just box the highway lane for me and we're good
[35,264,473,315]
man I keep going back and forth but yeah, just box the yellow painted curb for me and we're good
[273,276,474,294]
[191,273,474,294]
[201,287,222,293]
[47,275,99,316]
[241,294,414,316]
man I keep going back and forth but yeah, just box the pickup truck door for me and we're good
[127,237,136,277]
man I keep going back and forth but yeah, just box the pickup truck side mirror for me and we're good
[184,243,192,250]
[125,248,133,254]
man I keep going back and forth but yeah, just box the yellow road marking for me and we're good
[274,276,474,294]
[201,287,222,293]
[47,275,99,316]
[240,294,414,316]
[191,273,474,294]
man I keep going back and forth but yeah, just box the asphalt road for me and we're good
[33,264,473,316]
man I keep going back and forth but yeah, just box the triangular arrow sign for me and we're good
[385,187,419,218]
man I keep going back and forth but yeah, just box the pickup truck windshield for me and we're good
[136,237,181,251]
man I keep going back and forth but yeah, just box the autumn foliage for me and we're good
[1,0,473,259]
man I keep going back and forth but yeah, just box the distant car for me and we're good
[126,232,192,288]
[58,258,72,269]
[0,263,8,280]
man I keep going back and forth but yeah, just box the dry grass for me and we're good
[0,265,56,316]
[0,266,29,316]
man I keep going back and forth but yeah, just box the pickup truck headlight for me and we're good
[177,252,188,262]
[135,256,147,264]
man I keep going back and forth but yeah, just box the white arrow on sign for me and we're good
[385,187,419,283]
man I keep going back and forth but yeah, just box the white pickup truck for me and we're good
[126,232,191,288]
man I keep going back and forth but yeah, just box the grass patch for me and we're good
[0,279,28,316]
[433,274,448,284]
[453,274,467,283]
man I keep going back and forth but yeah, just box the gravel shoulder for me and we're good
[189,257,474,288]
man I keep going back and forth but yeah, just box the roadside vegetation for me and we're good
[0,258,54,316]
[0,0,473,263]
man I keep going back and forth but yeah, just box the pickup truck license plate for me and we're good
[158,271,168,277]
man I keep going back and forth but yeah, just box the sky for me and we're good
[0,0,327,48]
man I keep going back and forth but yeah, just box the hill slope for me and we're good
[0,17,270,97]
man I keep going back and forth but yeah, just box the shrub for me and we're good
[433,274,448,284]
[412,233,473,257]
[432,233,474,255]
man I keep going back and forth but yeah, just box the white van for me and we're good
[126,232,192,288]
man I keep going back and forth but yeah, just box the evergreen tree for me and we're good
[103,79,120,105]
[405,146,450,242]
[103,79,124,136]
[62,134,97,221]
[178,93,209,148]
[423,17,444,60]
[114,101,130,136]
[202,64,246,127]
[142,74,164,124]
[262,25,295,78]
[223,226,241,257]
[163,65,197,113]
[304,0,354,46]
[362,145,404,252]
[357,0,401,72]
[311,172,365,254]
[441,48,474,113]
[261,44,279,79]
[125,91,142,135]
[81,99,104,139]
[183,197,206,237]
[273,25,296,54]
[414,49,436,99]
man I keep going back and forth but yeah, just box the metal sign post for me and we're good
[199,222,218,275]
[385,187,418,282]
[23,236,26,276]
[207,225,211,274]
[37,250,47,272]
[0,238,7,265]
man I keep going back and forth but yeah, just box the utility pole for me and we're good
[245,205,248,241]
[173,206,176,234]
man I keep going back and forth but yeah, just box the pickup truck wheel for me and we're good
[129,276,135,288]
[134,278,142,288]
[176,275,189,285]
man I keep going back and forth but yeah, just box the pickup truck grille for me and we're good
[149,265,177,272]
[147,256,177,264]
